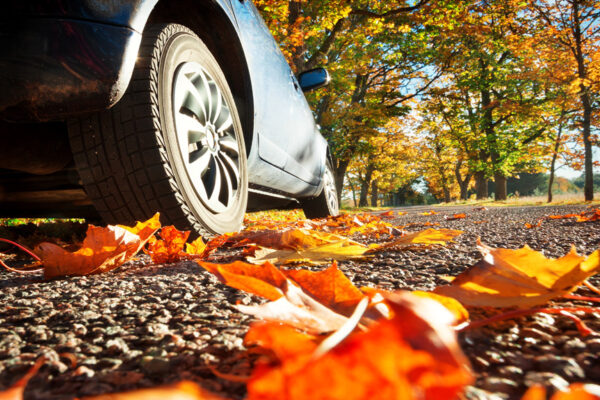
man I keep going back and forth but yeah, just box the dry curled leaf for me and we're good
[80,381,229,400]
[372,228,463,252]
[445,213,466,221]
[146,225,190,264]
[197,261,351,333]
[548,209,600,223]
[284,261,365,316]
[421,210,438,216]
[244,292,472,400]
[237,228,370,265]
[435,239,600,308]
[35,214,160,280]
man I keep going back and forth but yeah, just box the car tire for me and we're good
[68,23,248,236]
[301,161,339,219]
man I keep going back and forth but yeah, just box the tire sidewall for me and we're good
[157,29,248,233]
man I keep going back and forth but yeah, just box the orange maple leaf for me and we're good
[284,261,365,316]
[146,225,190,264]
[421,210,438,216]
[197,261,352,333]
[445,213,466,221]
[244,292,472,400]
[435,239,600,308]
[35,214,160,280]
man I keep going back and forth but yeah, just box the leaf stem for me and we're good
[0,238,43,274]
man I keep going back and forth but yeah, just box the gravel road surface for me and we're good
[1,205,600,399]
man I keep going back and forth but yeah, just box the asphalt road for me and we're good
[1,205,600,399]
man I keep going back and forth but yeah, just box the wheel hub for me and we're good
[172,61,241,214]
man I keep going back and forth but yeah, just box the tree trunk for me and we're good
[359,180,369,207]
[454,161,472,200]
[572,0,594,200]
[347,174,358,207]
[547,168,555,203]
[475,171,488,199]
[494,173,507,201]
[442,186,451,203]
[370,180,378,207]
[332,157,351,206]
[548,116,565,203]
[582,91,594,201]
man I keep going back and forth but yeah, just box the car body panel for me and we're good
[230,0,321,188]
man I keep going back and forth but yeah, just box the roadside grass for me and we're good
[435,192,600,208]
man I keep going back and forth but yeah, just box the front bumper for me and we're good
[0,18,141,121]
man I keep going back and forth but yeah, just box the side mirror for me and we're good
[297,68,330,92]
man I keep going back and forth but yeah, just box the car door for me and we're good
[229,0,320,186]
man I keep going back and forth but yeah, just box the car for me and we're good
[0,0,339,237]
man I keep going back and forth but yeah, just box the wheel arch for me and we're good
[145,0,255,156]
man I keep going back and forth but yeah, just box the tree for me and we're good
[527,0,600,200]
[423,0,555,200]
[255,0,440,201]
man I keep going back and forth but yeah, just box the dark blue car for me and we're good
[0,0,339,236]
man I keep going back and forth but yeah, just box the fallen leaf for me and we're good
[240,229,370,265]
[197,261,349,333]
[372,228,463,252]
[0,357,45,400]
[445,213,466,221]
[435,239,600,308]
[244,292,472,400]
[236,285,348,334]
[35,214,160,280]
[421,210,438,216]
[410,291,469,324]
[284,261,365,316]
[185,237,207,256]
[80,380,229,400]
[197,260,287,301]
[547,209,600,223]
[146,225,190,264]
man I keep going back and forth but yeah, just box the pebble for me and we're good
[524,372,569,392]
[479,377,519,394]
[533,355,585,380]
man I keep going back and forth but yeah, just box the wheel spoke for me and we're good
[218,151,240,190]
[180,73,209,125]
[207,157,222,205]
[189,148,211,178]
[219,134,239,155]
[177,113,207,145]
[215,104,232,133]
[208,81,220,123]
[216,158,234,208]
[211,85,223,125]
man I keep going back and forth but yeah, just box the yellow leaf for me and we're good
[435,239,600,308]
[373,229,463,252]
[411,291,469,324]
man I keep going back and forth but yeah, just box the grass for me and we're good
[434,192,600,207]
[0,218,85,227]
